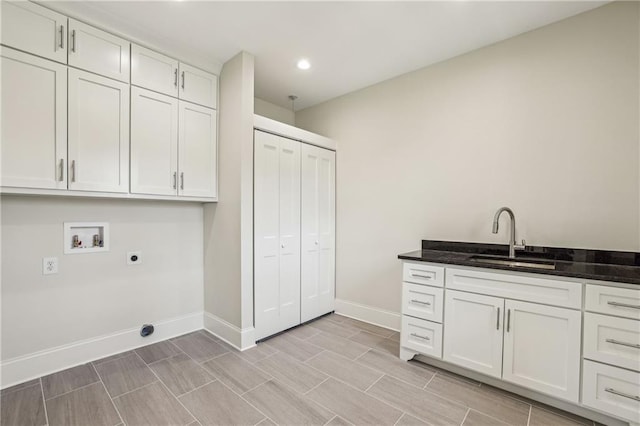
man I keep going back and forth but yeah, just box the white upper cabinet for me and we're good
[1,1,67,63]
[68,68,129,193]
[178,101,217,198]
[502,300,581,403]
[68,19,130,83]
[300,144,336,322]
[131,44,179,97]
[131,87,179,196]
[1,47,67,189]
[179,62,217,109]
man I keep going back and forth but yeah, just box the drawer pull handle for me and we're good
[59,159,64,182]
[605,387,640,402]
[496,307,500,330]
[605,338,640,349]
[411,273,432,279]
[506,309,511,333]
[410,299,431,306]
[607,301,640,310]
[410,333,430,341]
[71,29,76,52]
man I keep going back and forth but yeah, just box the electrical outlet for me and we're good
[43,257,58,275]
[127,251,142,265]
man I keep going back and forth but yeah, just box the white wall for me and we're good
[1,196,203,361]
[296,2,640,315]
[204,52,256,348]
[255,98,295,125]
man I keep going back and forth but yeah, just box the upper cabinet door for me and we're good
[68,68,129,193]
[301,144,336,323]
[131,87,179,196]
[1,47,67,189]
[178,62,217,109]
[68,19,130,83]
[178,101,217,198]
[131,44,179,97]
[1,1,67,63]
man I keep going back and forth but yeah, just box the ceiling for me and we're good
[45,1,608,111]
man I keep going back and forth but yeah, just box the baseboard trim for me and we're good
[203,311,255,351]
[334,299,401,331]
[1,311,203,389]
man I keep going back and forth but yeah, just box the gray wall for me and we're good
[296,2,640,314]
[1,196,203,360]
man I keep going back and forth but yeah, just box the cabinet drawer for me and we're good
[582,360,640,424]
[403,262,444,287]
[584,312,640,372]
[586,285,640,321]
[402,283,443,323]
[446,267,581,309]
[401,316,442,359]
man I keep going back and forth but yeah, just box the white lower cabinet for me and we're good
[502,299,581,402]
[401,315,442,358]
[583,360,640,424]
[68,68,129,193]
[1,47,67,190]
[443,290,504,378]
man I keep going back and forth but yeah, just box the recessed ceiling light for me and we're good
[297,59,311,70]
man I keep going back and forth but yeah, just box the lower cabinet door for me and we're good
[401,315,442,358]
[443,290,504,378]
[502,300,581,403]
[582,360,640,424]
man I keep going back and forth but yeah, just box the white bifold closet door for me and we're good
[301,144,336,322]
[254,130,301,340]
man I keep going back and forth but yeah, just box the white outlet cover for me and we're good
[127,251,142,265]
[43,257,58,275]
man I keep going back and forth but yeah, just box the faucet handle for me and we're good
[515,239,526,251]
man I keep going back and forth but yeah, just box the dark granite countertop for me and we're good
[398,240,640,285]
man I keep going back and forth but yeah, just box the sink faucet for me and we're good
[492,207,525,258]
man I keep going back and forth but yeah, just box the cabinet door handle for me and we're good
[71,29,76,52]
[59,25,64,49]
[411,273,432,280]
[607,301,640,310]
[496,307,501,330]
[410,299,431,306]
[605,338,640,349]
[605,387,640,402]
[172,172,177,189]
[174,69,178,87]
[410,333,430,341]
[71,160,76,182]
[181,71,185,89]
[506,309,511,333]
[180,172,184,190]
[59,159,64,181]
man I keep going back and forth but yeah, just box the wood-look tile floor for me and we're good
[1,314,598,426]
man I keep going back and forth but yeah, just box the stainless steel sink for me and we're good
[468,255,556,270]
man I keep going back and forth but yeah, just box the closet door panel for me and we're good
[301,144,336,322]
[254,130,301,340]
